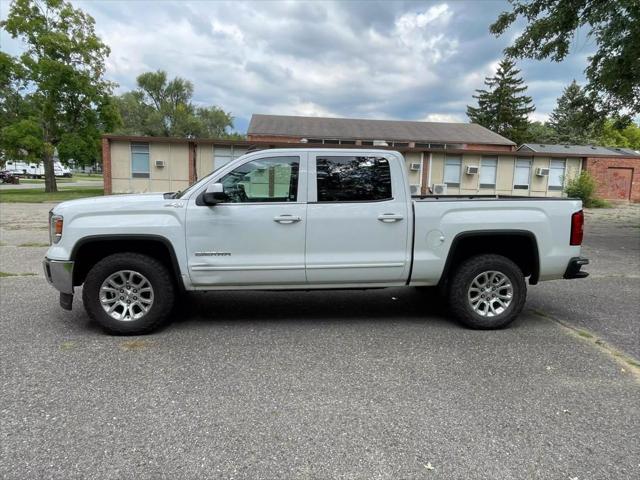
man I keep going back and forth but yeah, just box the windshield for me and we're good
[172,164,225,199]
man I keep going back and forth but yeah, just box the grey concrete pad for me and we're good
[529,204,640,359]
[1,278,639,479]
[0,202,53,247]
[1,202,638,478]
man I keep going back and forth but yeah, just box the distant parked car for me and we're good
[0,170,20,184]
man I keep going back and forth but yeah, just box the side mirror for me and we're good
[202,182,227,205]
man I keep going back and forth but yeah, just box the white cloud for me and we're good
[2,0,592,131]
[422,113,466,123]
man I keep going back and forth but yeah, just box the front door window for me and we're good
[220,156,299,203]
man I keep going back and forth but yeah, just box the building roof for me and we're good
[519,143,640,158]
[248,114,516,146]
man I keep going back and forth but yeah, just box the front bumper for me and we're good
[564,257,589,279]
[43,258,74,294]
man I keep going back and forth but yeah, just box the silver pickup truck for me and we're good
[44,148,588,334]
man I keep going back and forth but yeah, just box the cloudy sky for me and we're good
[0,0,596,133]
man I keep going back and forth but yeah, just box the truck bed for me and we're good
[412,194,577,201]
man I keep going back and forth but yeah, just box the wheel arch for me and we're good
[71,234,184,289]
[439,230,540,287]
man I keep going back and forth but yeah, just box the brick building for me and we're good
[519,144,640,202]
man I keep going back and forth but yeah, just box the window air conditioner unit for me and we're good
[432,183,448,195]
[536,167,550,176]
[409,184,420,195]
[466,165,479,175]
[155,160,165,168]
[372,140,388,146]
[409,162,421,171]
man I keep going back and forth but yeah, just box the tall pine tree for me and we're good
[548,80,599,145]
[467,59,535,145]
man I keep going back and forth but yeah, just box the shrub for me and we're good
[564,170,608,208]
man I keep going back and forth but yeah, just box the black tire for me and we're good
[82,253,175,335]
[448,254,526,329]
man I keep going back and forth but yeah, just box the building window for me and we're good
[131,143,150,178]
[514,158,532,189]
[214,145,247,170]
[323,139,340,145]
[340,139,356,145]
[361,141,374,146]
[548,159,566,190]
[307,138,323,144]
[480,156,497,188]
[444,155,462,186]
[219,156,299,203]
[316,156,392,202]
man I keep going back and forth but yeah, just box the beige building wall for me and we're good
[496,156,514,195]
[430,152,445,191]
[111,141,190,194]
[109,139,582,197]
[403,152,422,190]
[460,154,481,194]
[424,152,575,198]
[531,157,549,195]
[196,144,214,179]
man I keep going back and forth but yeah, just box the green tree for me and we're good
[196,106,234,138]
[491,0,640,117]
[115,70,237,138]
[548,80,599,144]
[1,0,119,191]
[467,58,535,145]
[598,120,640,150]
[525,121,558,144]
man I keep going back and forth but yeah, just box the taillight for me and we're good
[570,210,584,246]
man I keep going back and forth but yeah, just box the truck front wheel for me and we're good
[448,254,526,329]
[82,253,175,335]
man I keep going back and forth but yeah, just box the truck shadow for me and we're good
[171,287,454,328]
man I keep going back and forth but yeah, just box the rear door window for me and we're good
[316,156,392,202]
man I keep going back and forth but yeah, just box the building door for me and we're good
[606,167,633,200]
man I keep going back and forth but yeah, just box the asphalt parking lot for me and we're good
[1,202,639,479]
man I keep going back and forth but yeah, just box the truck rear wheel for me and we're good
[448,254,526,329]
[82,253,175,335]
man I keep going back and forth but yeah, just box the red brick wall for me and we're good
[584,157,640,202]
[102,138,112,195]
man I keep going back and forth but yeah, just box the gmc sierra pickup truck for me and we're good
[44,148,589,334]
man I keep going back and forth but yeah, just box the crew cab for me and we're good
[44,148,588,334]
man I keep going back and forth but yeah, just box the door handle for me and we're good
[377,213,404,223]
[274,214,301,224]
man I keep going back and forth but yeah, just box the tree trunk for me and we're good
[43,150,58,193]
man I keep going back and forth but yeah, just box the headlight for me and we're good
[49,213,63,244]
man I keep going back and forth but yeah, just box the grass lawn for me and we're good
[17,174,103,184]
[73,173,103,181]
[0,187,104,203]
[19,178,75,184]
